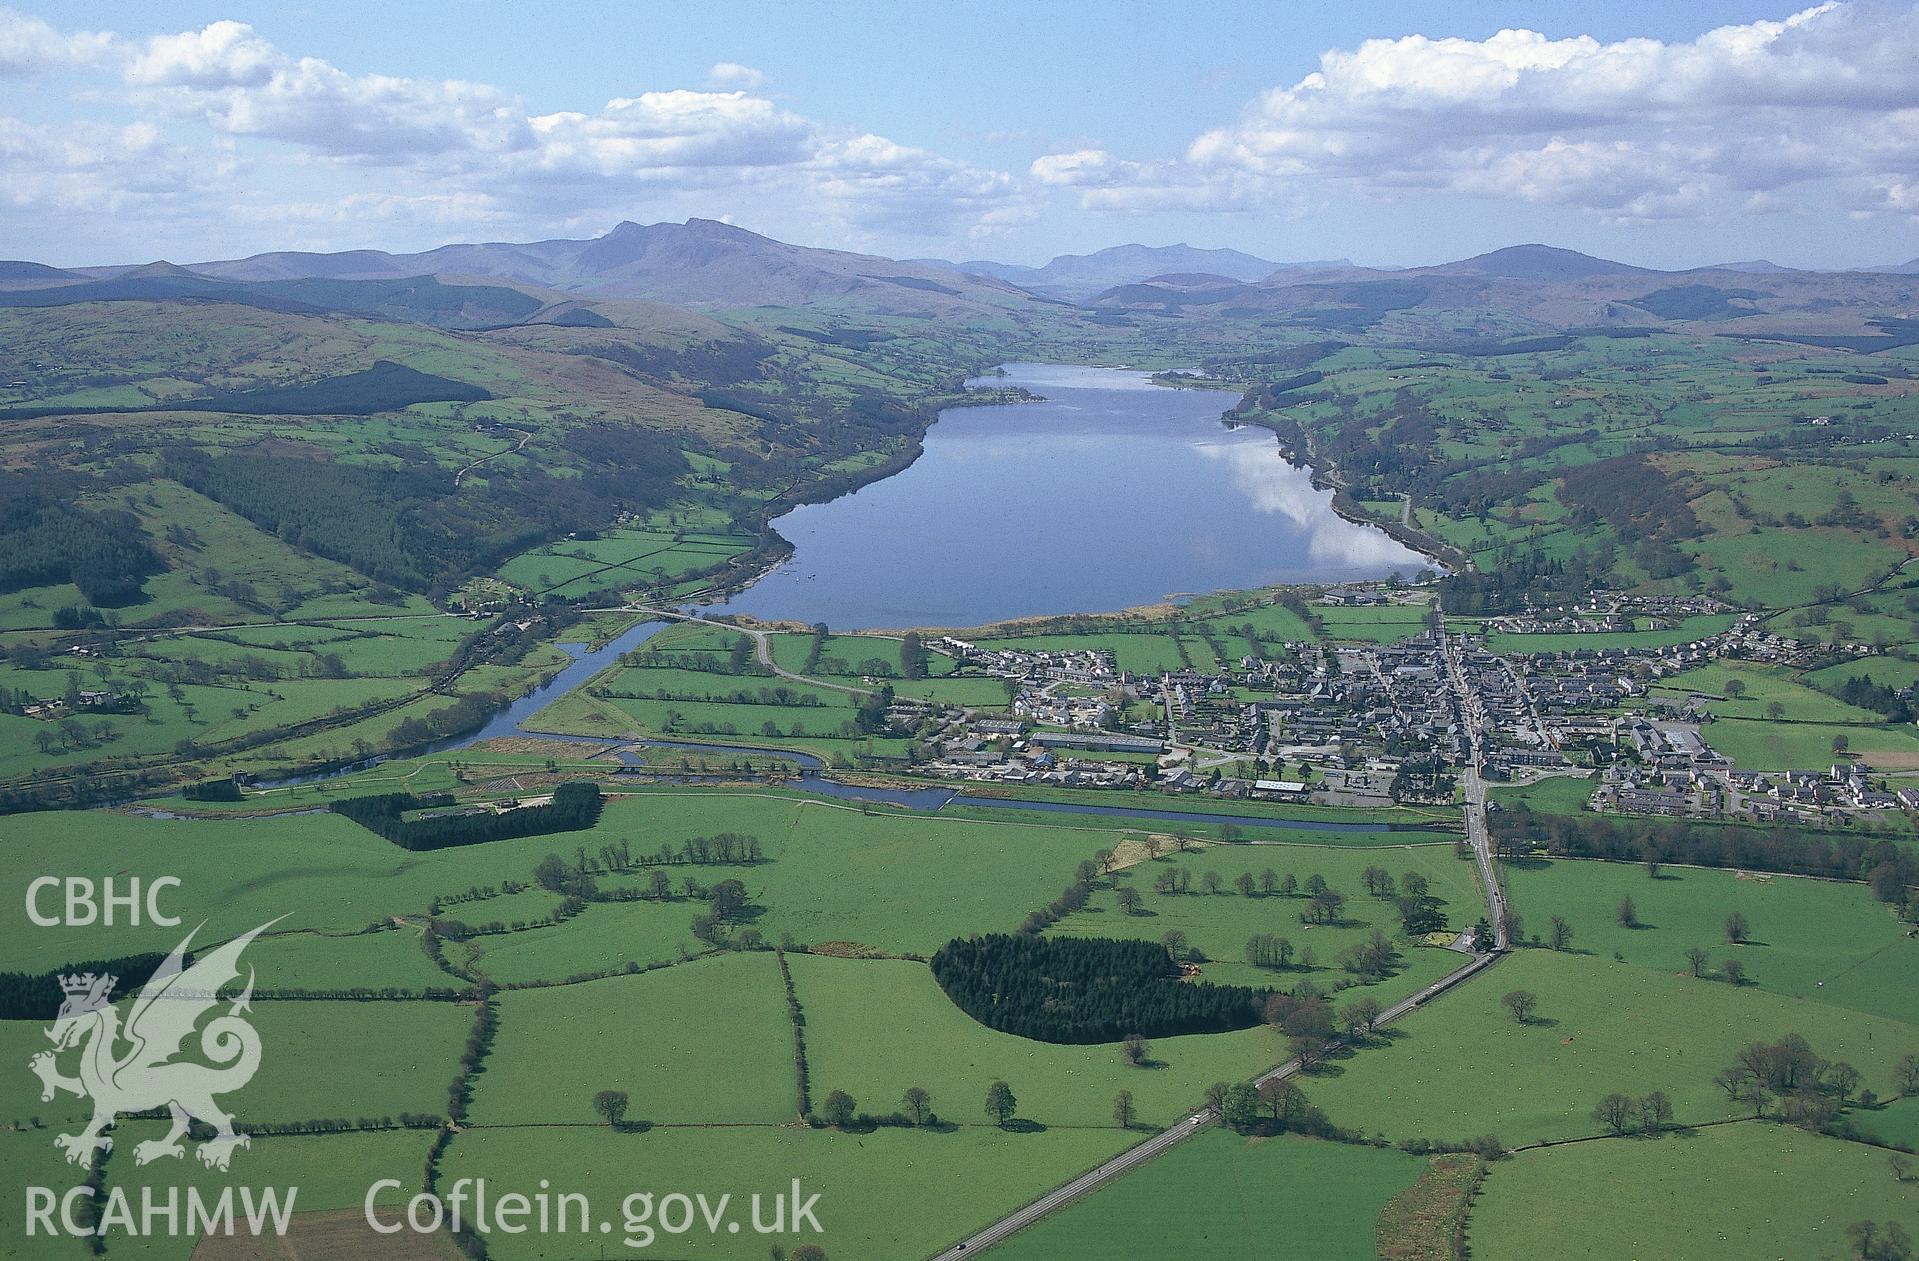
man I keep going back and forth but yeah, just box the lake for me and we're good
[718,362,1430,629]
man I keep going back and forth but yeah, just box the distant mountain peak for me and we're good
[924,242,1293,300]
[122,261,199,279]
[1432,244,1652,279]
[175,217,1019,314]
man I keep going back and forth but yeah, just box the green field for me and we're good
[1047,840,1477,1000]
[0,1126,439,1261]
[459,896,707,985]
[0,790,1120,967]
[994,1131,1429,1261]
[0,998,468,1129]
[443,1124,1131,1260]
[1466,1123,1917,1261]
[476,953,794,1126]
[790,952,1283,1129]
[1867,1093,1919,1148]
[246,926,455,992]
[980,631,1188,676]
[498,525,754,599]
[1307,950,1918,1146]
[1649,660,1884,723]
[1705,716,1919,771]
[1505,858,1919,1022]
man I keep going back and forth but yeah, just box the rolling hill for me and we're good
[183,218,1035,316]
[920,243,1356,301]
[1083,244,1919,339]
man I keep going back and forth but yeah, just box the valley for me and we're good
[1,218,1916,1261]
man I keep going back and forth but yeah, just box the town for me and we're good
[882,586,1914,829]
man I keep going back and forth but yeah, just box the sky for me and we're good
[2,0,1917,270]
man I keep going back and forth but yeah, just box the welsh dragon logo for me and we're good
[29,920,279,1171]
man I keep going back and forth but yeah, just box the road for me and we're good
[1440,628,1510,949]
[623,606,875,697]
[931,620,1512,1259]
[452,425,533,486]
[929,947,1501,1260]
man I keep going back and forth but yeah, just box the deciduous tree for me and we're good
[1592,1092,1636,1135]
[822,1090,856,1129]
[985,1080,1017,1128]
[1221,1082,1262,1133]
[1501,990,1539,1024]
[1896,1054,1919,1097]
[1341,997,1385,1038]
[593,1090,629,1129]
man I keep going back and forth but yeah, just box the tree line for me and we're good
[1492,804,1918,916]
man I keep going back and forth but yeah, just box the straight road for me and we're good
[929,947,1501,1259]
[1440,628,1511,949]
[930,616,1512,1259]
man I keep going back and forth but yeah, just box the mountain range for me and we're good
[140,219,1035,317]
[915,244,1351,301]
[3,225,1918,342]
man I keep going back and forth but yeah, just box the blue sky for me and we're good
[2,1,1916,268]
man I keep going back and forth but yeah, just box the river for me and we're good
[255,364,1430,834]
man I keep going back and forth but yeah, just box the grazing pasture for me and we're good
[1504,857,1919,1023]
[1466,1124,1917,1261]
[992,1131,1429,1261]
[1307,950,1917,1145]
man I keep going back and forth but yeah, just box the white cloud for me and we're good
[98,18,1025,244]
[705,62,764,90]
[1030,149,1128,187]
[813,133,1029,237]
[0,115,204,216]
[1039,2,1919,222]
[531,91,814,172]
[240,189,509,226]
[128,21,534,159]
[0,7,114,76]
[126,18,277,88]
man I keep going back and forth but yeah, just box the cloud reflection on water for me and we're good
[1195,438,1426,571]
